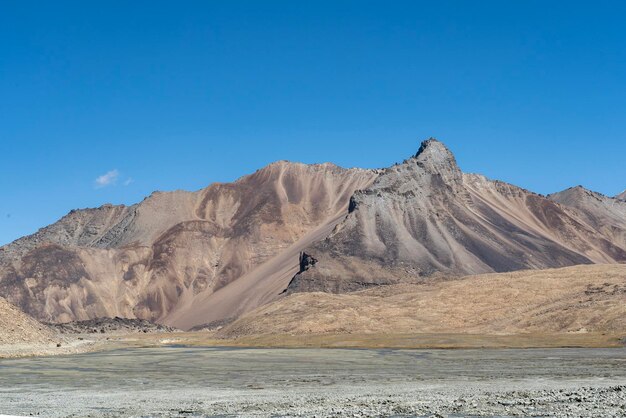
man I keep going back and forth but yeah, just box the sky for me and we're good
[1,1,625,245]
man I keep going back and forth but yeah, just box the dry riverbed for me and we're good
[2,331,625,416]
[1,346,626,417]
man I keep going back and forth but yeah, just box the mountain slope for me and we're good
[617,190,626,200]
[0,296,56,346]
[287,140,626,293]
[0,162,377,326]
[2,138,625,330]
[548,186,626,249]
[220,264,626,338]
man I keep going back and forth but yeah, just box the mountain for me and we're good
[617,190,626,200]
[0,162,377,327]
[286,139,626,293]
[548,186,626,249]
[2,138,625,331]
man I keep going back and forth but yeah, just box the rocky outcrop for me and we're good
[0,204,134,261]
[49,317,176,334]
[287,140,626,293]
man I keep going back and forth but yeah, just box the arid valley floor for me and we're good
[2,345,626,417]
[2,264,626,417]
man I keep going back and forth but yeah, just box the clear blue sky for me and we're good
[1,1,625,245]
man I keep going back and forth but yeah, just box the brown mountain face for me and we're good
[0,162,377,328]
[1,138,625,330]
[548,186,626,250]
[617,190,626,201]
[287,140,626,293]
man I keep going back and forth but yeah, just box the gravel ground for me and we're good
[1,346,625,417]
[3,383,626,417]
[48,317,177,335]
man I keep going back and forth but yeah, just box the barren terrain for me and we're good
[221,264,626,340]
[2,346,626,417]
[0,163,376,328]
[0,296,89,358]
[2,264,626,358]
[1,139,625,334]
[0,296,56,345]
[288,140,626,293]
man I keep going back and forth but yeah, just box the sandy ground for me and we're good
[1,346,626,417]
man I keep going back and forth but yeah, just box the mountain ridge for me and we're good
[0,161,377,326]
[286,140,626,294]
[1,138,625,330]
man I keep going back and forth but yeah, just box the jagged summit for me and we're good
[413,138,453,159]
[371,138,462,193]
[287,141,626,294]
[407,138,461,183]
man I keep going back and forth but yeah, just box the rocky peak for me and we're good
[616,190,626,201]
[410,138,461,183]
[414,138,453,159]
[344,139,466,214]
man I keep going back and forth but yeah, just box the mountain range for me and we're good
[287,140,626,293]
[1,139,624,330]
